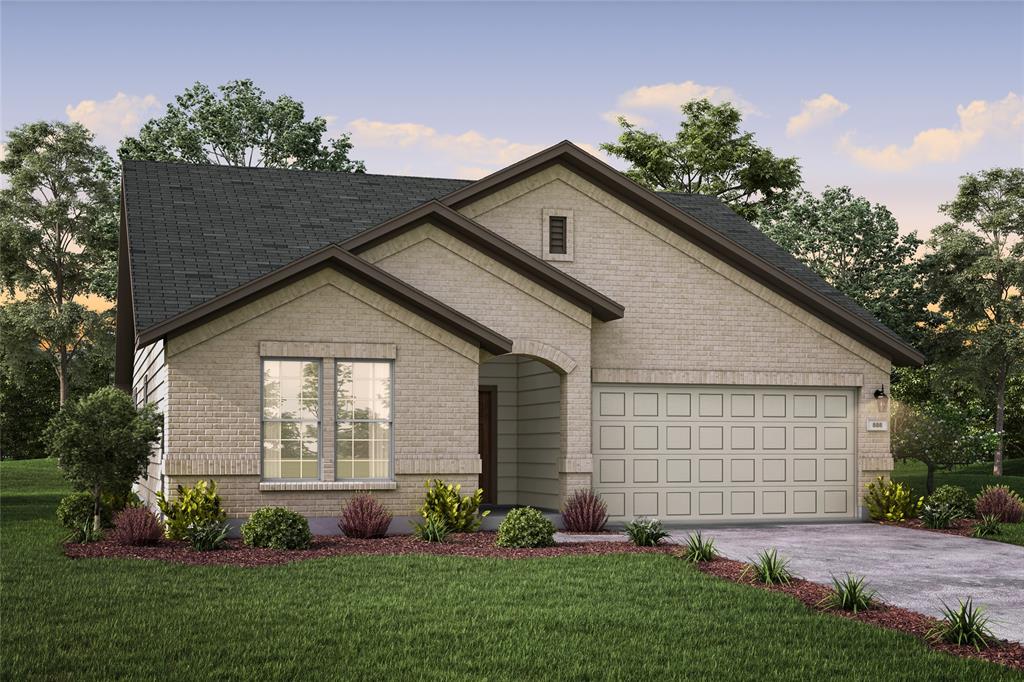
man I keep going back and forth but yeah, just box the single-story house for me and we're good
[116,141,923,527]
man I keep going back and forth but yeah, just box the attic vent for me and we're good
[548,216,567,254]
[542,209,573,261]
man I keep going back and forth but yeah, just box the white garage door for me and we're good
[592,385,857,522]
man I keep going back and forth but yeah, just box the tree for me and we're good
[923,168,1024,476]
[0,121,118,404]
[601,99,801,221]
[759,186,932,344]
[891,400,998,494]
[119,79,365,172]
[46,386,161,529]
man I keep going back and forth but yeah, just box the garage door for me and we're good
[592,385,857,522]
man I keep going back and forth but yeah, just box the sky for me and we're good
[2,1,1022,238]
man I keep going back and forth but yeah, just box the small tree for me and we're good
[891,401,998,494]
[46,386,162,529]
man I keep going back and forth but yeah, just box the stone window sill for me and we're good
[259,480,397,492]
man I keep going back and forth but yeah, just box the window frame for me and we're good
[333,358,395,483]
[260,357,323,482]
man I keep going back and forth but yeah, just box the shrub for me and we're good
[818,574,876,613]
[241,507,311,550]
[338,495,392,539]
[186,521,231,551]
[928,598,993,651]
[972,514,1002,538]
[157,480,227,540]
[109,507,164,546]
[411,515,450,543]
[676,531,717,563]
[927,485,974,518]
[495,507,556,548]
[624,518,669,547]
[974,485,1024,523]
[419,479,489,532]
[864,476,923,521]
[47,387,162,532]
[920,502,961,530]
[56,492,112,534]
[561,489,608,533]
[743,549,793,585]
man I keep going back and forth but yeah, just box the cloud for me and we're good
[786,93,849,137]
[601,110,651,127]
[0,143,6,162]
[65,92,161,146]
[839,92,1023,171]
[615,80,760,116]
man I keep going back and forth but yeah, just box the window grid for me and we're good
[261,359,321,480]
[336,360,393,480]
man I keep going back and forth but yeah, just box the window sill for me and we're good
[259,480,398,492]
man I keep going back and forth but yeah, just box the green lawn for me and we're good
[2,460,1021,681]
[892,457,1024,500]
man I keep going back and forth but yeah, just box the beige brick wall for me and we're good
[461,165,895,516]
[163,268,480,518]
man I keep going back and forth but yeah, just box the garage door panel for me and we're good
[592,384,857,521]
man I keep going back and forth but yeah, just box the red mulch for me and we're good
[884,518,980,539]
[64,532,672,567]
[696,557,1024,671]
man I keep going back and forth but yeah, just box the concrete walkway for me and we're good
[661,523,1024,643]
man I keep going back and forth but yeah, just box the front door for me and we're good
[478,387,497,503]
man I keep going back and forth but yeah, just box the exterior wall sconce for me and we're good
[873,385,889,412]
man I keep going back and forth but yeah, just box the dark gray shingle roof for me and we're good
[123,161,902,349]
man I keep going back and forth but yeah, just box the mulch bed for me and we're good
[696,557,1024,671]
[884,518,981,539]
[64,531,673,568]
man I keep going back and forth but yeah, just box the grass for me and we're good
[2,460,1021,681]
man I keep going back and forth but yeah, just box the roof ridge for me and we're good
[122,158,472,183]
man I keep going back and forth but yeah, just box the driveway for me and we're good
[668,523,1024,643]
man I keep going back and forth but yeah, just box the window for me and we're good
[336,361,392,480]
[262,359,320,479]
[548,216,567,254]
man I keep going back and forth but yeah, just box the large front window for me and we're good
[336,361,392,480]
[262,359,320,479]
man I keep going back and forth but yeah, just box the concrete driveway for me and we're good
[669,523,1024,643]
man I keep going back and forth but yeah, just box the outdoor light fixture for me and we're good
[873,386,887,400]
[873,385,889,412]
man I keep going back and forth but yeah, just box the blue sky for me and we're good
[2,1,1022,235]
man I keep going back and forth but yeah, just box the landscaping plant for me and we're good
[241,507,311,550]
[677,531,717,563]
[561,489,608,532]
[338,495,393,539]
[972,514,1003,538]
[974,485,1024,523]
[56,492,112,541]
[46,386,162,532]
[624,518,669,547]
[927,485,975,519]
[157,480,227,540]
[109,507,164,546]
[186,520,231,551]
[864,476,923,521]
[419,479,489,532]
[743,549,793,585]
[411,515,451,543]
[920,502,962,530]
[928,598,993,651]
[818,574,876,613]
[495,507,556,548]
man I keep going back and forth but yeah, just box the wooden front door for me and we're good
[478,387,497,504]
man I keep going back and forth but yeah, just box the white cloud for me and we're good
[601,110,651,127]
[839,92,1023,171]
[65,92,161,146]
[786,93,849,137]
[0,143,6,163]
[615,80,760,116]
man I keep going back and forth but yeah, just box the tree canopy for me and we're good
[601,99,801,221]
[119,79,365,172]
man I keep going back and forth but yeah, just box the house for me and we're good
[115,141,923,528]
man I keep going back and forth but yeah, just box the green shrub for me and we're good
[972,514,1002,538]
[241,507,311,550]
[676,531,717,563]
[418,479,489,532]
[624,518,669,547]
[56,492,112,535]
[864,476,923,521]
[927,485,974,518]
[818,574,876,613]
[157,480,227,540]
[920,502,961,530]
[928,598,993,651]
[495,507,556,548]
[743,549,793,585]
[186,521,231,551]
[411,515,450,543]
